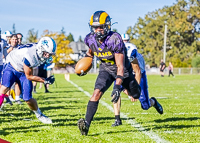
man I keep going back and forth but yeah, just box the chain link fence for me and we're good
[146,68,200,75]
[55,66,200,75]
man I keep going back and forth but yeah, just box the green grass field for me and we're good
[0,74,200,143]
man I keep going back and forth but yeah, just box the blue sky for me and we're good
[0,0,177,41]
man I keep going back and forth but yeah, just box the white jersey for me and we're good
[125,42,145,73]
[6,43,41,72]
[0,39,7,65]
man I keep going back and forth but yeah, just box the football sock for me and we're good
[150,98,155,107]
[115,115,121,121]
[44,84,48,92]
[15,95,20,101]
[85,100,99,126]
[33,86,36,92]
[0,94,7,106]
[33,108,42,116]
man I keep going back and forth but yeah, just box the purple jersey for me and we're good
[84,31,132,78]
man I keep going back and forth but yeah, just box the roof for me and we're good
[68,41,89,54]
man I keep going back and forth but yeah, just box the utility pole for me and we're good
[163,25,167,63]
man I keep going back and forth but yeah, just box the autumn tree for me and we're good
[41,30,75,67]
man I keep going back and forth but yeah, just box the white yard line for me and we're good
[68,80,170,143]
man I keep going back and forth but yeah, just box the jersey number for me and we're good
[102,59,114,65]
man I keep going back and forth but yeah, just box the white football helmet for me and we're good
[121,34,130,41]
[1,30,12,42]
[36,37,57,63]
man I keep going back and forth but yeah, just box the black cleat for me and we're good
[151,97,163,114]
[77,118,89,135]
[112,120,122,127]
[5,97,13,106]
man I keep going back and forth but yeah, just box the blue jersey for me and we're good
[0,39,7,65]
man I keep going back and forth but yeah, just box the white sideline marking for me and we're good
[156,97,168,99]
[68,80,169,143]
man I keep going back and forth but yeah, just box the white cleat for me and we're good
[9,96,15,102]
[36,113,52,124]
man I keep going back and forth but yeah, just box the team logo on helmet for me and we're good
[42,40,49,48]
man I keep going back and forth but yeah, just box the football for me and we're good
[75,57,93,75]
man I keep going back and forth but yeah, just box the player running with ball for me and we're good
[77,10,141,135]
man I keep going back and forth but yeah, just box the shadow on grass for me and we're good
[154,117,200,123]
[39,105,80,111]
[93,116,135,121]
[0,130,9,136]
[33,90,82,95]
[88,129,137,136]
[0,124,49,135]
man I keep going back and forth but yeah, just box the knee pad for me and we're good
[129,80,141,99]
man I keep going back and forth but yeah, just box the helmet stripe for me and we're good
[90,15,94,26]
[99,12,108,24]
[50,37,56,53]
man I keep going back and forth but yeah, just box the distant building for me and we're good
[68,41,89,61]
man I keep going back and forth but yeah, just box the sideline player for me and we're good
[159,59,166,77]
[77,11,141,135]
[112,34,163,126]
[0,37,56,124]
[1,31,13,105]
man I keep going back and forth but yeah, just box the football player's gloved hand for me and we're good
[44,75,55,85]
[77,70,87,76]
[111,85,121,103]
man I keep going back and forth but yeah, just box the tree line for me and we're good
[10,0,200,68]
[126,0,200,67]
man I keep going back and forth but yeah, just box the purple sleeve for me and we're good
[84,34,91,48]
[109,33,124,53]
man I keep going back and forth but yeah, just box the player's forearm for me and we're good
[131,63,141,84]
[116,65,124,85]
[7,47,13,53]
[26,75,45,83]
[135,72,141,84]
[115,53,124,85]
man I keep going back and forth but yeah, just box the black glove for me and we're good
[44,75,55,85]
[77,70,87,76]
[111,85,121,103]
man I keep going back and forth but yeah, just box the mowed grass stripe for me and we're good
[1,74,200,142]
[68,80,170,143]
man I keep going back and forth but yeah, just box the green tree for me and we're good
[26,28,38,43]
[78,36,83,42]
[67,33,74,42]
[112,29,118,32]
[12,23,16,34]
[128,0,200,67]
[191,55,200,67]
[61,27,65,35]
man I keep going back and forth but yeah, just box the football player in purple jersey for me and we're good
[77,10,141,136]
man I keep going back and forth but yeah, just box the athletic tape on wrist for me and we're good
[116,75,124,81]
